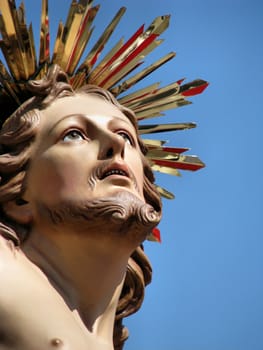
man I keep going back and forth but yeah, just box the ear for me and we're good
[3,199,33,225]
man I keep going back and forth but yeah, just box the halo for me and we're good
[0,0,208,200]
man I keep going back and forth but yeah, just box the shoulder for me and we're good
[0,235,24,288]
[0,235,48,287]
[0,221,20,246]
[0,234,28,284]
[0,235,36,305]
[0,234,18,257]
[0,235,22,307]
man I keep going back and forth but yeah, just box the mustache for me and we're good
[88,159,140,191]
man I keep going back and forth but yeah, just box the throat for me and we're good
[21,230,128,340]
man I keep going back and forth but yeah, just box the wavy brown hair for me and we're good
[0,65,162,349]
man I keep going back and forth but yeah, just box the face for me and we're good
[25,93,146,225]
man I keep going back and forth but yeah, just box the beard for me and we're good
[35,190,161,244]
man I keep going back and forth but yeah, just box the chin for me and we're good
[93,179,145,202]
[99,186,145,204]
[36,190,161,243]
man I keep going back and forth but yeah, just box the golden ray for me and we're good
[78,7,126,75]
[39,0,49,66]
[0,0,208,200]
[155,185,175,199]
[111,52,175,96]
[139,122,196,134]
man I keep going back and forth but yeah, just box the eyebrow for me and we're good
[47,113,134,135]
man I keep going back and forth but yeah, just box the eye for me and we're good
[62,130,85,142]
[117,131,134,146]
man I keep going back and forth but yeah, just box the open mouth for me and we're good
[100,164,130,180]
[96,162,141,197]
[102,169,128,178]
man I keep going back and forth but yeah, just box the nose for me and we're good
[98,130,125,160]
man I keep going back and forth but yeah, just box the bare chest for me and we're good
[0,245,109,350]
[0,293,91,350]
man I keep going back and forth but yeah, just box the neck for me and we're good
[22,226,133,343]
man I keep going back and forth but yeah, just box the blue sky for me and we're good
[3,1,263,349]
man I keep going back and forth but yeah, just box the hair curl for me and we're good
[0,64,162,350]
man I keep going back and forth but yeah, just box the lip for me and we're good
[99,162,131,180]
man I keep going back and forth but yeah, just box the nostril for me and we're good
[106,147,114,158]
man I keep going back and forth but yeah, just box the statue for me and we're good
[0,64,161,349]
[0,1,208,349]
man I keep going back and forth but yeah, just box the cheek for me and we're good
[27,150,91,202]
[127,149,145,194]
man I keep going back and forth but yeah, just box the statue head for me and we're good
[0,64,162,349]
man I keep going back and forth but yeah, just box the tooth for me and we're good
[103,169,127,178]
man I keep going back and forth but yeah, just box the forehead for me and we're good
[39,93,134,131]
